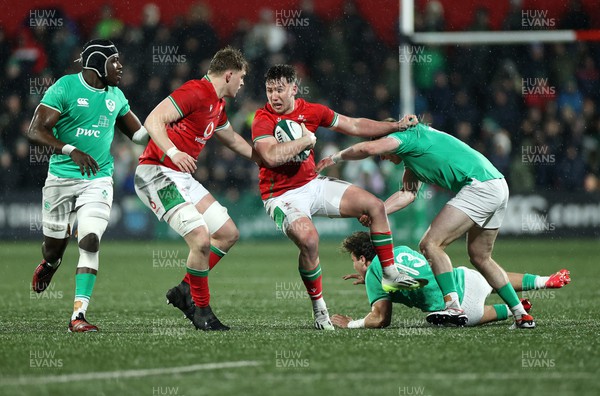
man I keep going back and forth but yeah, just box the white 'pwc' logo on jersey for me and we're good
[105,99,116,112]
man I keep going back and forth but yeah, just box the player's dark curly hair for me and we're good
[341,231,377,261]
[265,64,297,84]
[208,46,248,75]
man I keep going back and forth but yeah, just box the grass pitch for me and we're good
[1,238,599,396]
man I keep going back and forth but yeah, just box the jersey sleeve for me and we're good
[251,110,276,143]
[168,82,200,118]
[365,269,390,306]
[40,78,67,114]
[117,89,130,117]
[314,103,338,128]
[389,129,414,156]
[215,105,230,131]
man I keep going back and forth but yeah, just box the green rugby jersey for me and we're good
[40,73,130,179]
[365,246,465,312]
[388,123,503,193]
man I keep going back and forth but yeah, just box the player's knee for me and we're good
[297,229,319,256]
[187,227,211,256]
[468,253,489,268]
[418,238,433,256]
[76,203,109,252]
[213,221,239,247]
[365,197,386,217]
[78,233,100,252]
[419,235,445,255]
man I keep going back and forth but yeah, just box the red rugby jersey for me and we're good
[252,98,338,199]
[139,76,229,170]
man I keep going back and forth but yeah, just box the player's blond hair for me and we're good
[208,46,248,75]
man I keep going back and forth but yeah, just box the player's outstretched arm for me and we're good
[214,123,257,163]
[144,98,196,173]
[315,137,399,173]
[331,300,392,329]
[116,111,149,145]
[332,114,418,138]
[384,168,421,214]
[254,123,316,168]
[27,104,99,176]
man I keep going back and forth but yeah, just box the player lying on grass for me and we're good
[332,232,571,329]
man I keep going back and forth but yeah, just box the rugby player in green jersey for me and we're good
[317,122,537,329]
[331,232,570,329]
[28,39,149,332]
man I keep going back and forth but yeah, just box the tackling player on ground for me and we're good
[251,64,424,330]
[135,47,258,331]
[28,39,149,332]
[333,232,570,328]
[317,122,537,329]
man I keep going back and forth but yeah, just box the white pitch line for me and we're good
[255,371,599,382]
[3,360,262,386]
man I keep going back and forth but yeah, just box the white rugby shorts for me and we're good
[42,173,113,239]
[447,178,509,229]
[134,164,209,221]
[263,176,352,234]
[459,266,494,326]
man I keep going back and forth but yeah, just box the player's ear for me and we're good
[359,255,368,266]
[291,83,298,96]
[225,71,233,83]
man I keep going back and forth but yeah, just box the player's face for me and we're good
[226,69,246,98]
[350,253,368,279]
[380,153,402,164]
[266,78,297,114]
[105,55,123,86]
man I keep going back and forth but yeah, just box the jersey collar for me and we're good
[78,72,106,93]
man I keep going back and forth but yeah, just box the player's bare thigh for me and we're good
[195,193,218,214]
[421,204,475,248]
[338,185,384,218]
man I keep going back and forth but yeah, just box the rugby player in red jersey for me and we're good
[135,47,258,330]
[251,64,423,330]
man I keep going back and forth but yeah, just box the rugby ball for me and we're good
[274,119,310,162]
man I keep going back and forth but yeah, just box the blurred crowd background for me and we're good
[1,0,600,204]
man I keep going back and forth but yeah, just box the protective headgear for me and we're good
[77,39,118,79]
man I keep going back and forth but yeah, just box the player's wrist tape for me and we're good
[331,152,342,164]
[347,318,365,329]
[62,144,76,156]
[132,126,150,145]
[166,147,180,159]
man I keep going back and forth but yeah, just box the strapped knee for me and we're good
[77,203,110,252]
[166,203,207,237]
[202,201,231,234]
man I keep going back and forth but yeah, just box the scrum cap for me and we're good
[77,39,118,78]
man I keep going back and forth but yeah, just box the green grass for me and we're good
[1,239,599,396]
